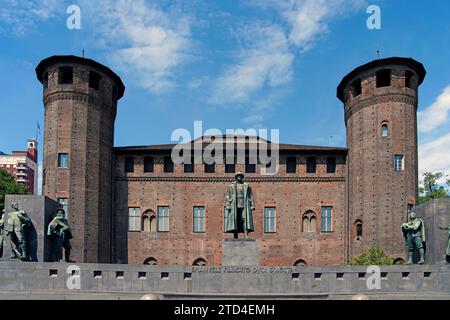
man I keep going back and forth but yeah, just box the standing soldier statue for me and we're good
[7,202,31,261]
[0,209,4,258]
[47,208,73,262]
[401,211,426,264]
[438,223,450,262]
[224,172,255,239]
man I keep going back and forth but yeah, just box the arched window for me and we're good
[193,258,207,266]
[293,259,307,267]
[302,211,317,233]
[381,122,388,137]
[142,210,156,232]
[354,220,363,240]
[143,257,158,265]
[393,257,405,265]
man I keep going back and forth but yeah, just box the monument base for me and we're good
[222,238,260,266]
[3,195,59,262]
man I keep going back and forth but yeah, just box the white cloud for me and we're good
[210,23,293,105]
[0,0,61,35]
[419,132,450,183]
[80,0,194,93]
[418,85,450,133]
[210,0,364,125]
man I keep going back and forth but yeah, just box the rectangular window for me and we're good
[264,207,276,233]
[128,207,141,232]
[124,157,134,173]
[57,198,69,216]
[225,163,235,173]
[88,71,101,90]
[58,66,73,84]
[157,206,169,232]
[321,206,333,232]
[286,157,296,173]
[376,69,391,88]
[193,206,205,233]
[58,153,69,168]
[43,72,49,88]
[164,157,174,173]
[245,158,256,173]
[405,70,414,89]
[144,157,153,173]
[351,78,362,97]
[394,155,404,171]
[184,158,195,173]
[327,157,336,173]
[306,157,316,173]
[204,163,215,173]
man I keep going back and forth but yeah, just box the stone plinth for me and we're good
[415,199,450,264]
[222,239,259,266]
[3,195,59,262]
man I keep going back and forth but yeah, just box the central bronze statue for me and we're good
[224,172,255,239]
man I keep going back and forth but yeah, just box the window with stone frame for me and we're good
[193,206,205,233]
[157,206,169,232]
[264,207,276,233]
[321,206,333,232]
[128,207,141,231]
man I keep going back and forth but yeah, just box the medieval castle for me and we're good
[35,55,425,266]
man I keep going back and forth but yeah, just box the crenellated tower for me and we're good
[36,55,125,263]
[337,57,426,262]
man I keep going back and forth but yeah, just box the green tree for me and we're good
[418,172,450,204]
[0,169,29,212]
[349,246,394,266]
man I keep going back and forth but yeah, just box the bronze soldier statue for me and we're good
[0,209,4,258]
[47,208,73,262]
[224,172,255,239]
[438,223,450,262]
[401,211,426,264]
[7,202,31,261]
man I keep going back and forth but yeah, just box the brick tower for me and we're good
[337,57,426,262]
[36,55,125,263]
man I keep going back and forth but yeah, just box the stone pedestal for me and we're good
[3,195,59,262]
[222,239,260,266]
[415,199,450,264]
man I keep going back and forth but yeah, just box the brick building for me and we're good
[0,139,38,194]
[35,55,426,265]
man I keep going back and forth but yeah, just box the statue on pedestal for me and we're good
[438,223,450,262]
[7,203,31,261]
[401,211,426,264]
[47,208,73,262]
[224,172,255,239]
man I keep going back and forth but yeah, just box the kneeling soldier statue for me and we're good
[401,211,426,264]
[7,203,31,261]
[47,208,73,262]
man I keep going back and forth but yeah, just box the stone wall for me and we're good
[0,261,448,299]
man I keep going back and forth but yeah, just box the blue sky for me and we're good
[1,0,450,187]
